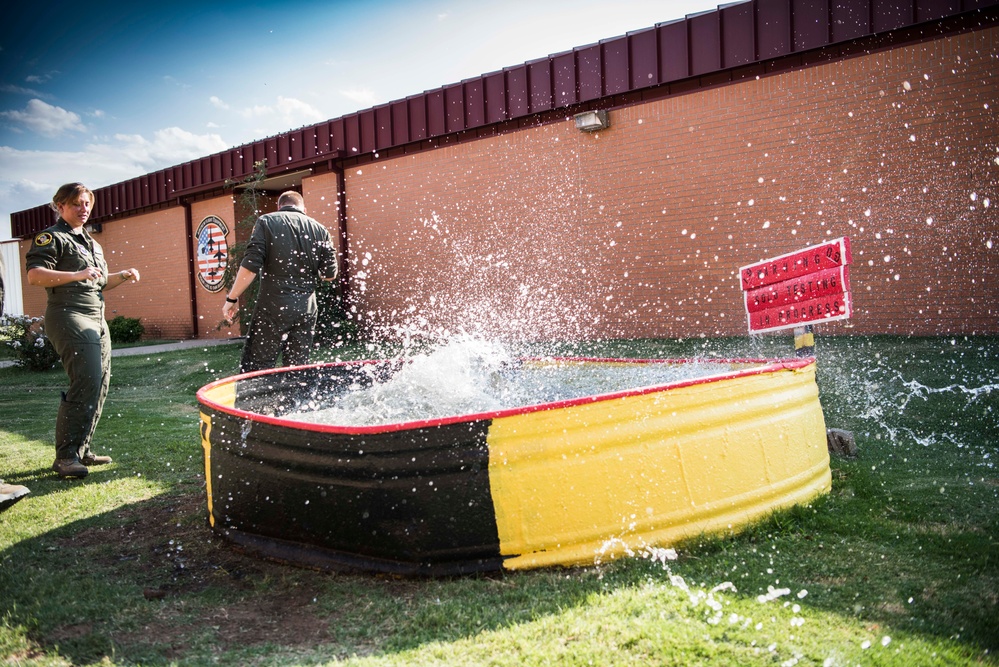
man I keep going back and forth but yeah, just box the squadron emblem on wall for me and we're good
[196,216,229,292]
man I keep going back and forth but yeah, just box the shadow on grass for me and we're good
[1,486,607,664]
[2,451,996,666]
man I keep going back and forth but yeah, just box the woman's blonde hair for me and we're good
[50,183,95,217]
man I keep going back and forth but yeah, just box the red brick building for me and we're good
[11,0,999,341]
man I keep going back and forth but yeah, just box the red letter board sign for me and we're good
[740,237,853,334]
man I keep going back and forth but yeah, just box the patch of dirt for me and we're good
[59,489,344,655]
[207,586,332,646]
[48,622,94,642]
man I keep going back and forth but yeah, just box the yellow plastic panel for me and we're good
[200,379,237,408]
[487,363,830,569]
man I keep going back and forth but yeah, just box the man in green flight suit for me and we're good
[222,190,338,373]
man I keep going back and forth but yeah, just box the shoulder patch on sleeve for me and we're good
[33,232,54,247]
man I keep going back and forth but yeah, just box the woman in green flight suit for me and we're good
[25,183,141,479]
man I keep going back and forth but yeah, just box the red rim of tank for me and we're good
[196,356,816,435]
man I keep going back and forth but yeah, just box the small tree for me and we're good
[219,160,268,334]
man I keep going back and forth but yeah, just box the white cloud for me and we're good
[339,88,378,107]
[25,71,57,85]
[0,172,55,214]
[0,84,51,99]
[213,96,325,139]
[99,127,229,167]
[274,96,324,125]
[0,99,87,138]
[0,128,229,238]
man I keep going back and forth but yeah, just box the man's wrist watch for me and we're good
[225,296,238,303]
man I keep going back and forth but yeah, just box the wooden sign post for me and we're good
[740,237,853,355]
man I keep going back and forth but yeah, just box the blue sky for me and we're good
[0,0,723,241]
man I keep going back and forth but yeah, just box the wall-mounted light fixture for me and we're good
[574,110,609,132]
[84,222,102,234]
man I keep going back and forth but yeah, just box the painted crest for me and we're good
[196,216,229,292]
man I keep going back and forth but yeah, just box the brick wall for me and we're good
[303,171,342,233]
[343,25,999,341]
[19,208,195,340]
[102,209,192,340]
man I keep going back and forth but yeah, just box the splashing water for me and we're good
[289,336,736,427]
[816,338,998,462]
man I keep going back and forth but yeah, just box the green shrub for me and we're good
[108,315,144,344]
[0,314,61,371]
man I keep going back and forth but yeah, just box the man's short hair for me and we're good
[278,191,305,209]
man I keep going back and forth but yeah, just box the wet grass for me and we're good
[0,335,996,666]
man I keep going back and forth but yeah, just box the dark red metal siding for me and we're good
[391,101,409,146]
[255,141,269,167]
[629,28,659,89]
[555,52,579,106]
[299,127,315,161]
[303,125,319,159]
[464,79,485,129]
[375,104,392,150]
[93,190,107,218]
[659,20,689,82]
[427,90,446,136]
[233,147,249,177]
[276,137,290,169]
[264,139,277,177]
[528,59,553,113]
[300,128,316,163]
[758,0,793,58]
[316,122,331,156]
[221,152,234,184]
[723,2,757,66]
[119,182,130,212]
[10,0,998,237]
[793,0,831,52]
[211,154,224,184]
[603,37,630,96]
[445,84,464,133]
[359,111,377,154]
[345,115,360,154]
[918,0,959,19]
[407,96,427,142]
[507,66,530,118]
[485,72,508,124]
[201,153,214,186]
[874,0,915,31]
[690,11,722,75]
[832,0,871,40]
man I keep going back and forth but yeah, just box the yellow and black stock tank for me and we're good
[197,356,831,576]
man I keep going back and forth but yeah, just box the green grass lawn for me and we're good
[1,335,996,666]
